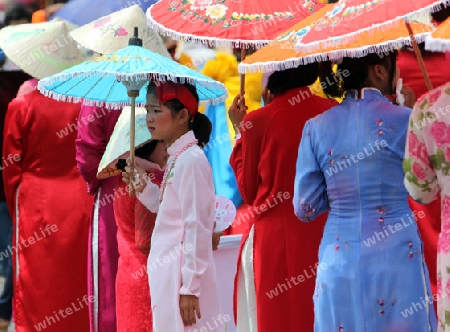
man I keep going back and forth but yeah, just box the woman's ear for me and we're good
[177,108,190,125]
[262,87,275,106]
[373,64,387,81]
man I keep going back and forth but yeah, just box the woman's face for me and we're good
[149,141,168,169]
[145,93,178,143]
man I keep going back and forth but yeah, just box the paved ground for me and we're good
[0,276,14,332]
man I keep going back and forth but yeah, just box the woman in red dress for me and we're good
[3,89,93,332]
[229,65,337,332]
[114,140,167,331]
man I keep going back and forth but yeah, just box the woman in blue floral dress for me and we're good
[293,52,437,331]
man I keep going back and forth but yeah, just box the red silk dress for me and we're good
[398,49,450,307]
[2,90,93,332]
[229,88,336,332]
[114,168,163,331]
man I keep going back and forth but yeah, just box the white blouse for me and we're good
[137,131,223,331]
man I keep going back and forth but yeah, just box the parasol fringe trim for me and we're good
[425,36,450,52]
[38,73,228,106]
[37,83,227,108]
[295,0,450,54]
[39,71,224,91]
[240,33,429,74]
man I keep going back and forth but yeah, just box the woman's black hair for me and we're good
[147,80,212,148]
[266,63,319,95]
[319,51,398,99]
[116,140,162,171]
[432,4,450,23]
[135,140,161,160]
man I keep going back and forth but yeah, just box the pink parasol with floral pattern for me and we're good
[147,0,326,103]
[146,0,326,48]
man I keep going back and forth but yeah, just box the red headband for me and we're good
[155,81,198,119]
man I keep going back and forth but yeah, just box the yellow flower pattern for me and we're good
[206,4,228,20]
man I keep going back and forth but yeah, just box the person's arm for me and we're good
[135,178,160,213]
[178,156,215,326]
[178,157,215,297]
[75,105,108,195]
[293,120,329,221]
[403,101,439,204]
[120,162,161,213]
[16,79,38,98]
[2,97,26,215]
[400,85,416,109]
[229,111,262,205]
[228,94,262,204]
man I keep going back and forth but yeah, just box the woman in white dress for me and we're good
[124,81,226,332]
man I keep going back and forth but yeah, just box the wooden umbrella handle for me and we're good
[129,93,138,197]
[405,21,433,91]
[239,47,247,110]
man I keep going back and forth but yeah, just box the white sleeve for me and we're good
[136,181,160,213]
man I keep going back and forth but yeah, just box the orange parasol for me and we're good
[425,16,450,52]
[294,0,450,91]
[239,5,433,74]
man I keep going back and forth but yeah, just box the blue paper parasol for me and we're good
[37,71,226,109]
[38,27,227,193]
[38,46,227,108]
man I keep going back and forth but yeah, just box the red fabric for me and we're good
[114,182,153,331]
[398,49,450,312]
[0,71,31,202]
[398,50,450,98]
[229,88,337,332]
[3,90,93,332]
[114,172,162,331]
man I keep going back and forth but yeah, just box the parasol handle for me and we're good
[404,21,433,91]
[129,92,138,197]
[239,47,246,109]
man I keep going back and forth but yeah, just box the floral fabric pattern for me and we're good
[404,81,450,331]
